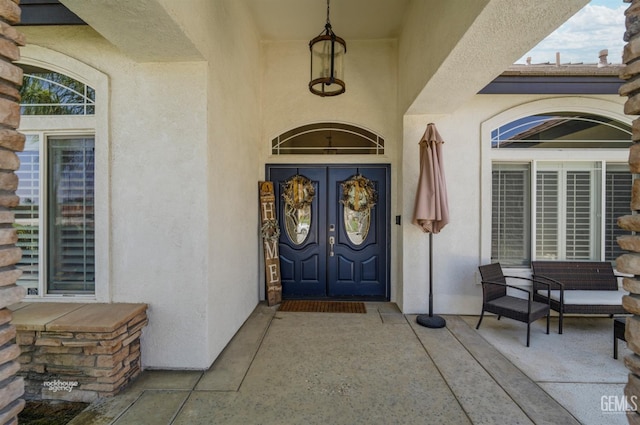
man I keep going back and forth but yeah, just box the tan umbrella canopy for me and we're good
[413,123,449,328]
[413,123,449,234]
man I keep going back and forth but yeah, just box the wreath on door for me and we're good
[340,174,377,212]
[282,174,315,209]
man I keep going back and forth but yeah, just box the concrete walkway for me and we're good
[68,302,626,425]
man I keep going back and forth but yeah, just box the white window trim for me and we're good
[480,97,631,275]
[17,46,110,302]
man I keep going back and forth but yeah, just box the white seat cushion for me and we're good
[536,289,626,305]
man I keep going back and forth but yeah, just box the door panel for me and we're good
[327,166,387,297]
[270,167,326,297]
[267,165,389,299]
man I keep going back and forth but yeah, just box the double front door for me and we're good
[267,165,389,299]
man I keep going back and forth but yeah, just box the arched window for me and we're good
[20,64,95,115]
[483,105,632,268]
[271,122,384,155]
[491,112,631,149]
[14,62,98,296]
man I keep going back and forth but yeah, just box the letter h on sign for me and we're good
[262,201,275,221]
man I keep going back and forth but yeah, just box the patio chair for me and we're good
[476,263,551,347]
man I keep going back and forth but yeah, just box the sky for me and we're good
[516,0,626,64]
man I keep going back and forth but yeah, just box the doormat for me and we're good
[278,300,366,313]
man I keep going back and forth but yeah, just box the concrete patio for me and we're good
[67,302,631,425]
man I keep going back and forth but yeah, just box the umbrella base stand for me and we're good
[416,232,446,329]
[416,314,446,328]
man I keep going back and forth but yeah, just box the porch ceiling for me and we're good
[57,0,590,115]
[403,0,590,115]
[59,0,409,62]
[246,0,591,116]
[244,0,409,40]
[60,0,203,62]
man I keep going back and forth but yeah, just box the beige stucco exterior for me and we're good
[15,0,602,369]
[402,94,630,316]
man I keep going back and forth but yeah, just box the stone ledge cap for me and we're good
[10,303,84,331]
[45,303,148,333]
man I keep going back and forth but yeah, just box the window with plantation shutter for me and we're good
[536,164,600,261]
[14,135,40,294]
[564,170,597,260]
[535,170,559,260]
[14,136,95,295]
[491,163,530,266]
[605,166,632,261]
[13,64,97,296]
[487,108,632,268]
[47,137,95,293]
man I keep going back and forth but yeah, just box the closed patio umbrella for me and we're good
[413,123,449,328]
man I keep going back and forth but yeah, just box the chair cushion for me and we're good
[536,289,625,305]
[487,296,548,316]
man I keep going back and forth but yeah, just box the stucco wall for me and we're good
[19,0,264,369]
[203,0,263,368]
[401,94,628,315]
[19,26,212,368]
[261,39,398,140]
[260,39,401,301]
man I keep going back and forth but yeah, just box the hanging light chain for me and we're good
[326,0,331,26]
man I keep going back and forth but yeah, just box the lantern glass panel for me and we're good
[310,38,345,82]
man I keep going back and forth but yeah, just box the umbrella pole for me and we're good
[416,233,446,328]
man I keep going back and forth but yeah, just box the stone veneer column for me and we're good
[620,1,640,424]
[0,1,27,424]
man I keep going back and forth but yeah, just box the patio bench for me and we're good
[531,261,627,334]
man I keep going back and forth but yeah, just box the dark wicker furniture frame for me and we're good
[477,263,551,347]
[614,317,626,360]
[531,261,626,334]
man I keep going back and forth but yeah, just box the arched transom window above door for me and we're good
[271,122,384,155]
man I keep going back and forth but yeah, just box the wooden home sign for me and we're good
[259,181,282,306]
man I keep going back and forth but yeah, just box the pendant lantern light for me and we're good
[309,0,346,96]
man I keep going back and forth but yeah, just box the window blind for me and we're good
[606,167,632,261]
[14,135,40,294]
[536,171,559,260]
[47,137,95,293]
[491,164,530,266]
[565,171,592,260]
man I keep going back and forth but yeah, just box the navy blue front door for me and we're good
[267,165,389,299]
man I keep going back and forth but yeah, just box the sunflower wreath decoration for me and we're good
[282,175,315,209]
[340,174,377,212]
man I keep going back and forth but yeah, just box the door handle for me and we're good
[329,236,335,257]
